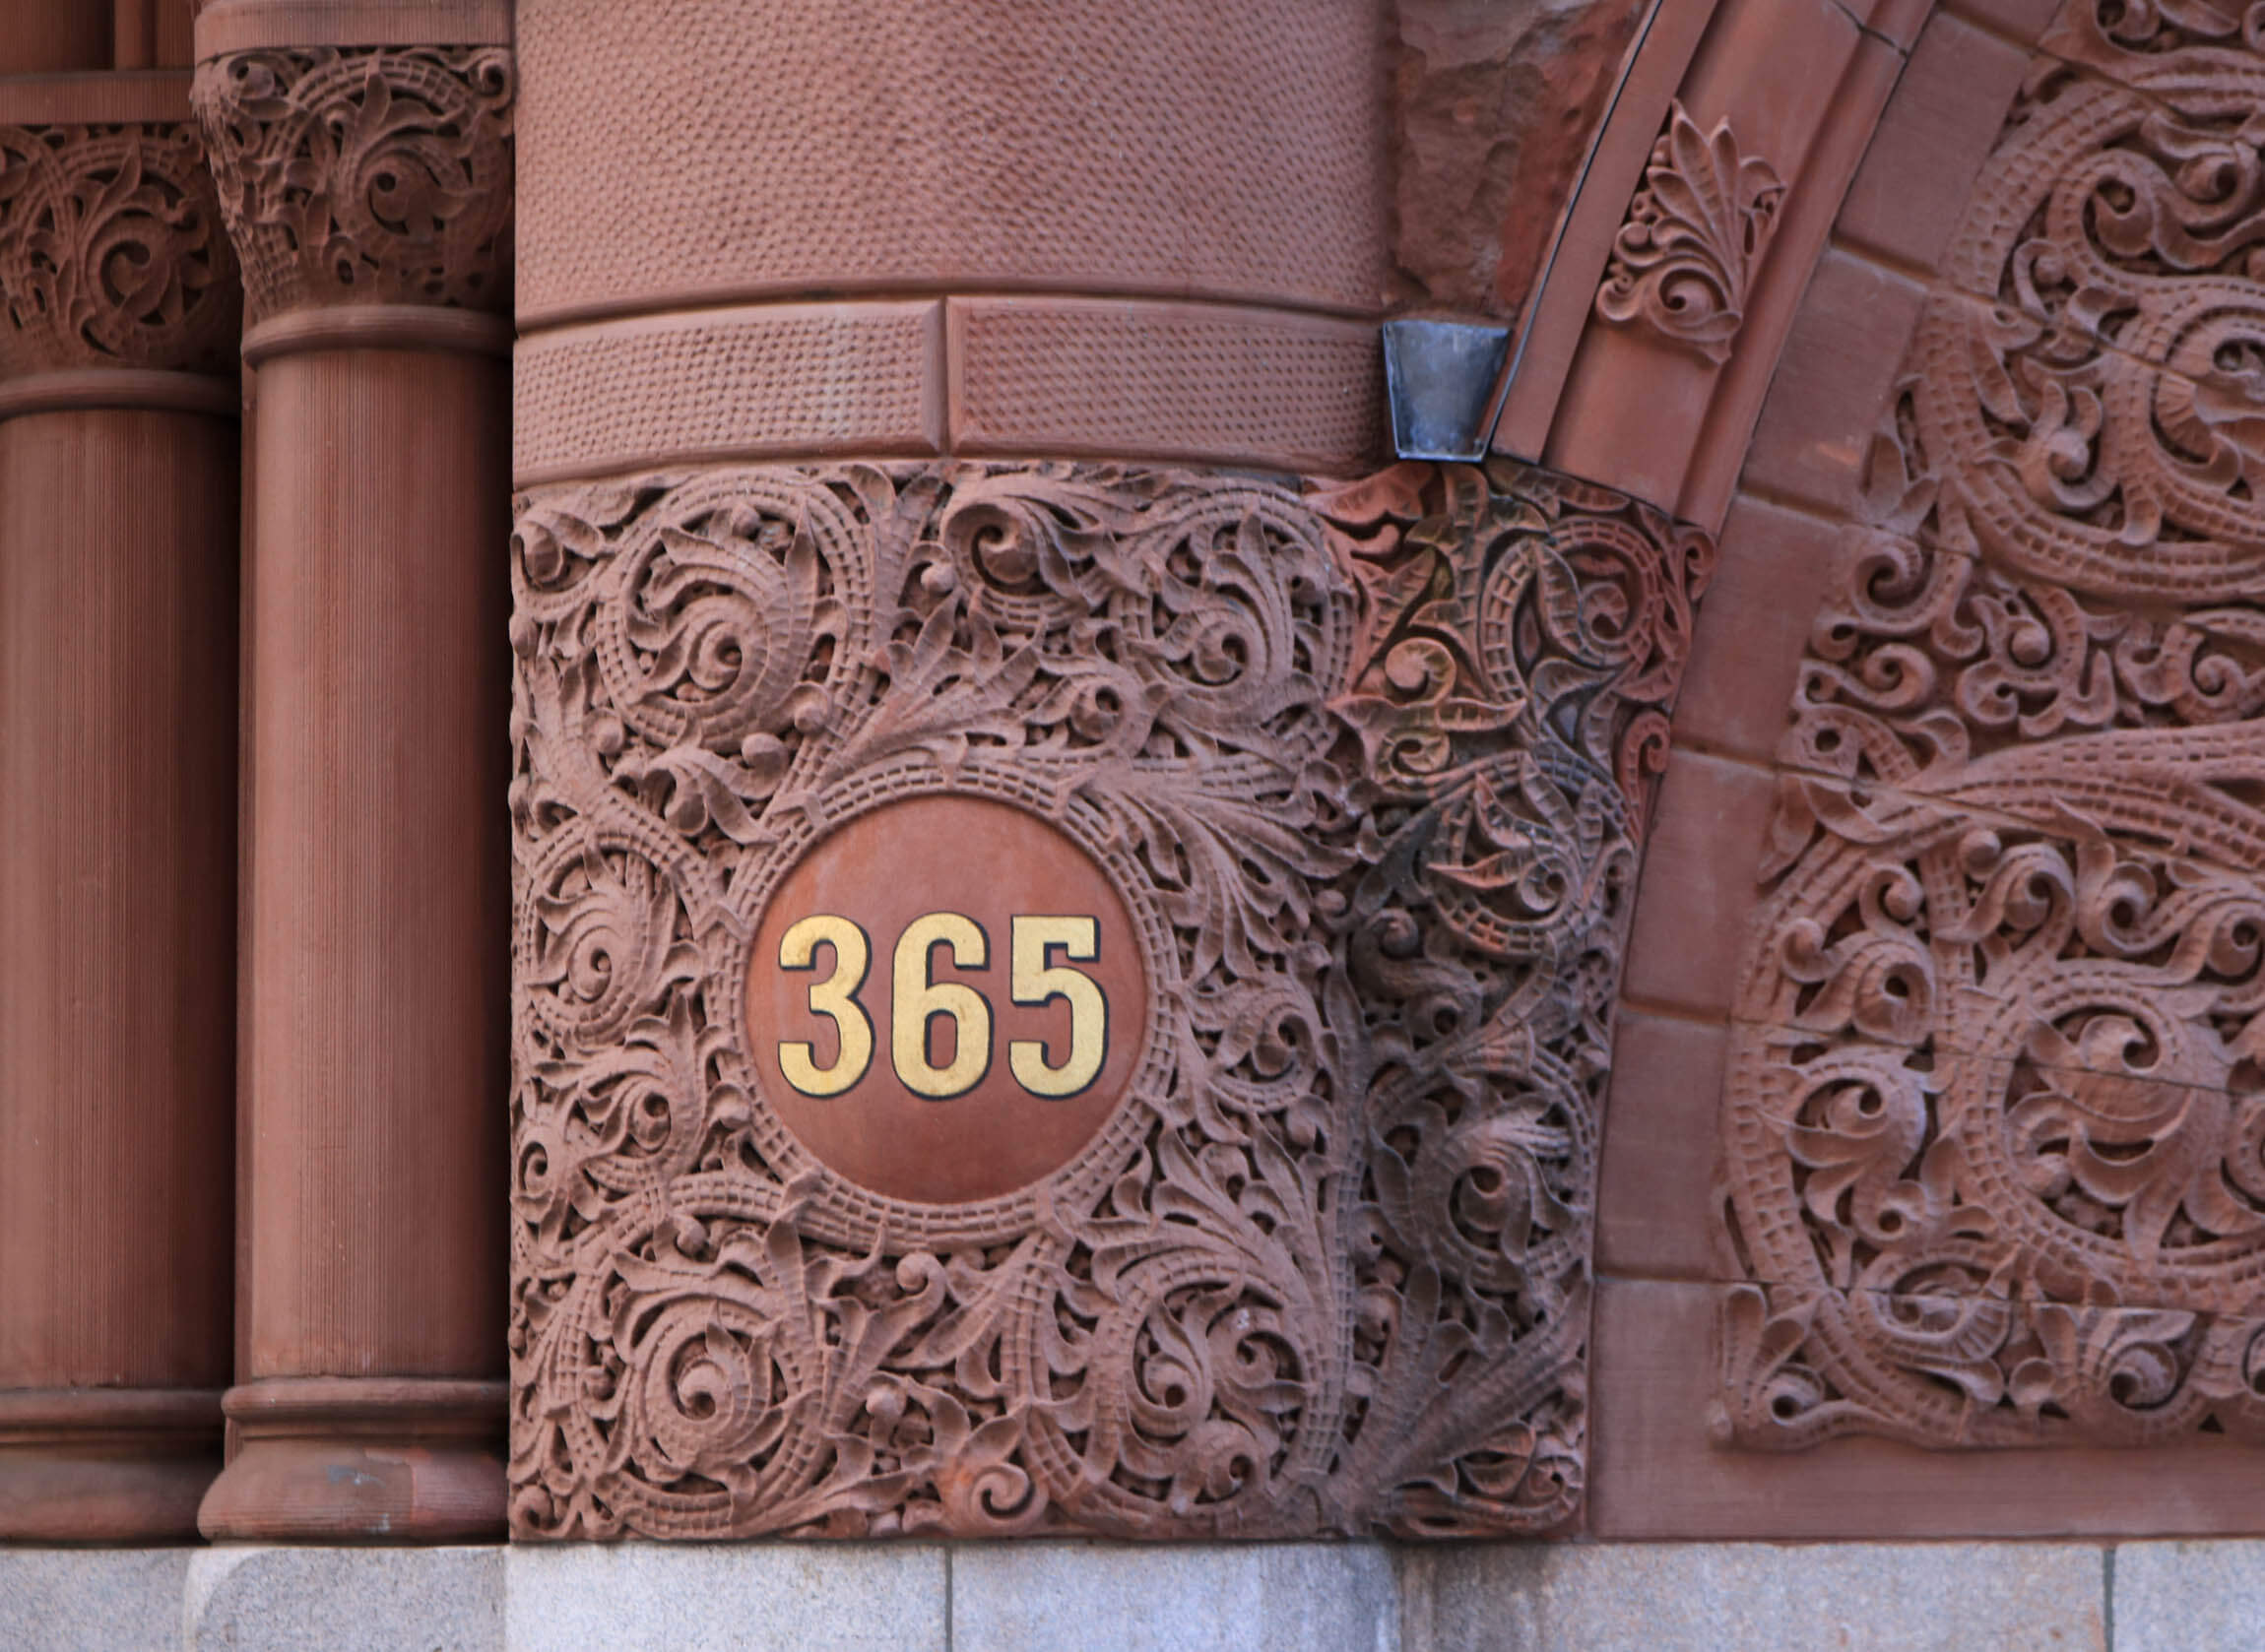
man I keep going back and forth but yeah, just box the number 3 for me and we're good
[1009,917,1107,1098]
[776,915,874,1097]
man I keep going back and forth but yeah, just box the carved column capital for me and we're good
[0,121,241,381]
[190,44,514,326]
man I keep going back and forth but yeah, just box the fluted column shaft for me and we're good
[0,86,242,1541]
[191,33,515,1543]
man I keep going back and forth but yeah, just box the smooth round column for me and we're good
[195,321,510,1542]
[0,398,237,1540]
[0,5,107,74]
[191,23,516,1539]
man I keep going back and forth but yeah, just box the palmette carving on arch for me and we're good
[1717,10,2265,1452]
[1594,100,1784,366]
[507,459,1712,1539]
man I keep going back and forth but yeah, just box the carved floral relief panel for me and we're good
[507,459,1712,1538]
[1718,3,2265,1450]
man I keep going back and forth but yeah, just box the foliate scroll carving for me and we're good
[506,458,1712,1539]
[2045,0,2265,63]
[190,46,513,322]
[0,123,240,378]
[1719,18,2265,1450]
[1595,100,1785,364]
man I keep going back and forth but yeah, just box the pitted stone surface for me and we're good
[514,0,1387,322]
[513,302,943,482]
[182,1547,502,1652]
[503,1545,946,1652]
[0,1550,191,1652]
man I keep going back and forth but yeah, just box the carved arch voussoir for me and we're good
[1717,8,2265,1454]
[1595,99,1785,366]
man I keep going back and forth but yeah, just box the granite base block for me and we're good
[504,1543,946,1652]
[2111,1542,2265,1652]
[182,1546,501,1652]
[2,1538,2261,1650]
[950,1541,1399,1652]
[1401,1543,2106,1652]
[0,1548,191,1652]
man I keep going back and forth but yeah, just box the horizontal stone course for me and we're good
[5,1538,2260,1649]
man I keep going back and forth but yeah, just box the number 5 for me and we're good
[1009,917,1107,1098]
[776,915,874,1097]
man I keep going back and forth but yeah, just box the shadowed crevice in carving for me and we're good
[1718,0,2265,1453]
[506,458,1712,1539]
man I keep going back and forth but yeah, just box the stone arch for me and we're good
[1582,0,2265,1536]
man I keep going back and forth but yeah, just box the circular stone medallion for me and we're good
[746,794,1149,1204]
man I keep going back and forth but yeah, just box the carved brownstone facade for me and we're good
[507,460,1711,1538]
[1718,7,2265,1449]
[1594,100,1783,366]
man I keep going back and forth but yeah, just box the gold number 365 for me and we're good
[775,912,1107,1101]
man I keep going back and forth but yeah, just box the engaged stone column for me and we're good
[191,28,515,1542]
[0,77,241,1541]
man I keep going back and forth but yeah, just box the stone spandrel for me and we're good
[506,459,1713,1541]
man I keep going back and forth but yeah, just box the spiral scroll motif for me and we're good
[506,460,1711,1539]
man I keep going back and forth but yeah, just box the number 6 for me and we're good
[1009,916,1107,1098]
[893,913,992,1099]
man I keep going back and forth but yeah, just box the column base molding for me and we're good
[0,1388,223,1542]
[197,1378,507,1544]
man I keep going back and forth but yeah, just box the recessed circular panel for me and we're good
[746,794,1149,1204]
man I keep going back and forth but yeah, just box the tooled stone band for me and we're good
[190,43,514,326]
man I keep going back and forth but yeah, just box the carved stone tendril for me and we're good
[1595,100,1785,365]
[191,45,514,322]
[0,123,240,377]
[506,458,1713,1539]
